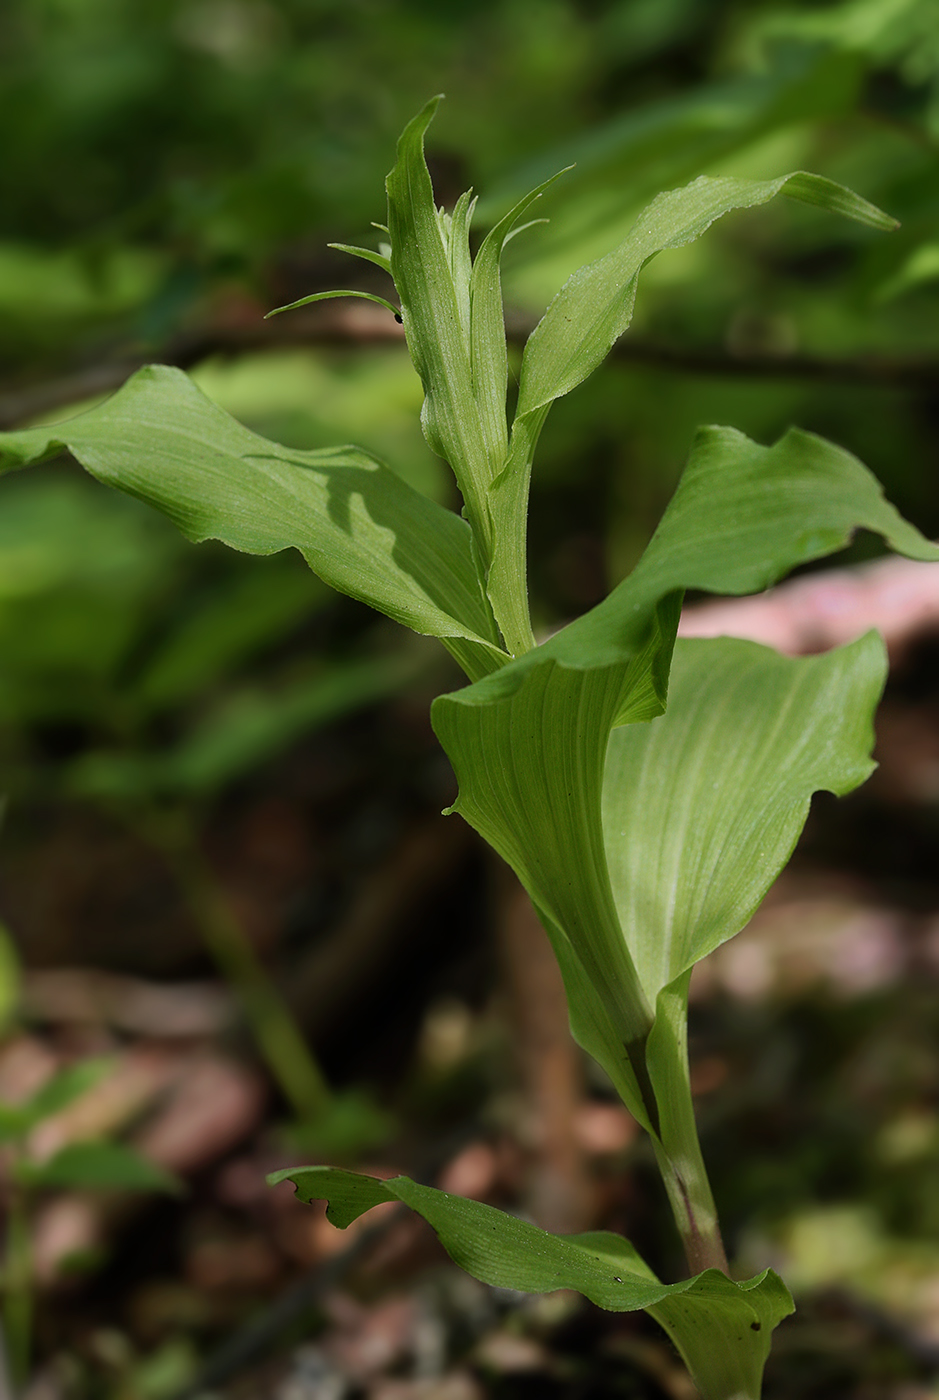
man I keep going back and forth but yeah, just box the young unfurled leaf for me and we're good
[0,365,508,683]
[386,98,494,562]
[270,1165,793,1400]
[517,172,895,422]
[385,98,563,635]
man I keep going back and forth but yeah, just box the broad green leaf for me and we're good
[604,633,886,1006]
[433,426,939,1126]
[271,1165,793,1400]
[0,365,508,683]
[487,170,898,635]
[517,172,895,422]
[604,633,887,1263]
[19,1140,183,1194]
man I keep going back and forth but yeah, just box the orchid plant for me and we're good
[1,98,936,1398]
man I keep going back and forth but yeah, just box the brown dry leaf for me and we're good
[322,1293,420,1383]
[22,968,234,1038]
[368,1375,484,1400]
[473,1329,549,1374]
[0,1035,59,1104]
[28,1045,180,1161]
[436,1143,498,1200]
[132,1052,265,1172]
[691,886,908,1002]
[185,1229,282,1292]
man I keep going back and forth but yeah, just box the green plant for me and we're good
[0,924,182,1389]
[1,96,937,1398]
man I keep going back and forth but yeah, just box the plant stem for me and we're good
[645,977,729,1277]
[652,1139,728,1276]
[3,1184,32,1391]
[172,848,334,1121]
[137,808,333,1124]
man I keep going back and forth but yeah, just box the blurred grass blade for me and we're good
[0,922,20,1034]
[19,1141,183,1194]
[264,289,399,318]
[71,652,421,799]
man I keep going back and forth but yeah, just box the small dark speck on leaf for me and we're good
[750,1322,761,1331]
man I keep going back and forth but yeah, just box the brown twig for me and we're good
[1,297,938,430]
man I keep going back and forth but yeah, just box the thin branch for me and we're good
[1,298,937,432]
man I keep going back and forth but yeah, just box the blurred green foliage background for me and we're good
[3,2,939,1392]
[3,0,939,789]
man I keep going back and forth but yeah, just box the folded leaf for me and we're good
[386,97,560,630]
[468,171,566,514]
[606,632,887,1265]
[0,365,507,682]
[386,98,495,564]
[605,633,886,1006]
[433,426,939,1124]
[648,1265,794,1400]
[271,1165,793,1400]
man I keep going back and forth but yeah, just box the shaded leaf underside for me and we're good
[0,366,507,682]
